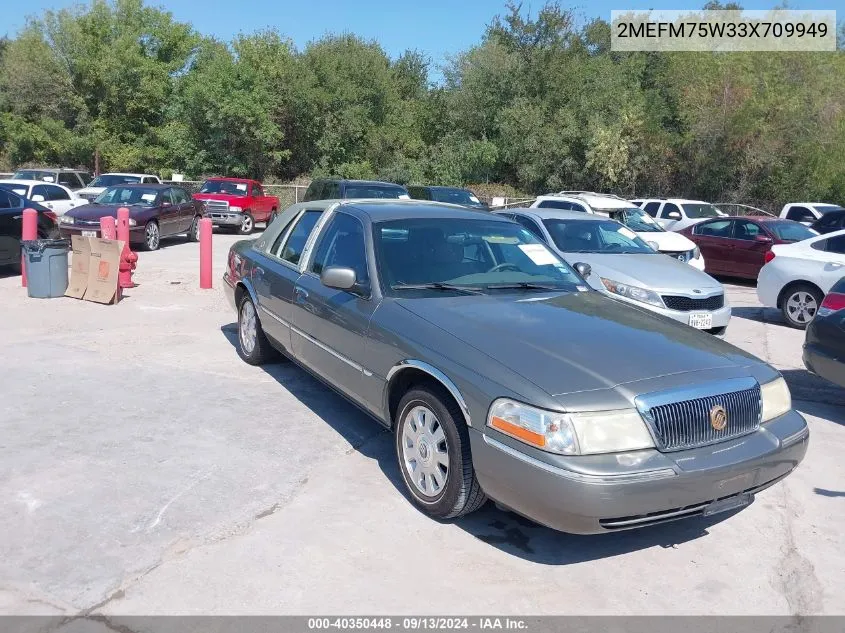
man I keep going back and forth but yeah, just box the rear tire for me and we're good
[394,387,486,520]
[236,295,276,365]
[780,283,823,329]
[187,215,201,242]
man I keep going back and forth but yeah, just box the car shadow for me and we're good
[715,275,756,288]
[730,305,790,327]
[814,488,845,498]
[220,322,746,564]
[780,369,845,409]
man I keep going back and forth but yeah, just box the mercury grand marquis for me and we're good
[223,199,809,534]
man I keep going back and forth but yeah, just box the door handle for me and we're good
[294,287,308,300]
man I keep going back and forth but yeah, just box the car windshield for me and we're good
[374,218,582,294]
[768,221,819,241]
[816,205,845,214]
[682,203,724,218]
[346,184,407,199]
[199,180,249,196]
[430,188,483,206]
[89,174,142,187]
[95,186,160,206]
[603,207,664,233]
[543,218,656,254]
[13,170,55,182]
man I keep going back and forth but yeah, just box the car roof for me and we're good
[204,177,256,182]
[786,202,841,206]
[536,192,636,210]
[15,167,86,172]
[337,199,500,222]
[0,179,52,186]
[510,207,617,221]
[99,172,157,177]
[105,183,170,190]
[314,179,404,187]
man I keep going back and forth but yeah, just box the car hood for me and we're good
[66,204,149,220]
[636,230,695,252]
[77,186,106,197]
[396,291,757,397]
[193,193,249,202]
[560,253,721,293]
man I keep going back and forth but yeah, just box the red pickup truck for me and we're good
[193,177,279,235]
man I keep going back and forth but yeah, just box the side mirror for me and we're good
[646,241,660,251]
[321,266,356,290]
[754,234,773,244]
[574,262,592,278]
[666,211,682,220]
[30,194,45,202]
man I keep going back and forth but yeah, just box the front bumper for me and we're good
[59,224,145,245]
[804,343,845,389]
[471,409,808,534]
[223,272,237,311]
[600,290,731,334]
[204,211,245,227]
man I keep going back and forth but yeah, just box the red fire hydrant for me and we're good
[116,207,137,288]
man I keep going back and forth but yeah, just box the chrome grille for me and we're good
[637,381,761,452]
[204,200,229,213]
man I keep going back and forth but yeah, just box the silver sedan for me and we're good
[497,208,731,335]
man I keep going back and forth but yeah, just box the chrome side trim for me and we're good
[781,425,810,448]
[385,360,473,427]
[259,305,290,328]
[290,324,365,373]
[483,436,677,484]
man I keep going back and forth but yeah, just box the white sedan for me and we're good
[0,179,88,216]
[757,228,845,328]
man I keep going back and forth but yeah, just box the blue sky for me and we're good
[4,0,833,72]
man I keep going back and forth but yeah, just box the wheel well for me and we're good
[387,368,463,430]
[777,281,823,308]
[234,282,247,309]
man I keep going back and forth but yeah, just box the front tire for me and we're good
[237,295,276,365]
[395,387,486,520]
[143,220,160,251]
[781,283,823,329]
[238,212,255,235]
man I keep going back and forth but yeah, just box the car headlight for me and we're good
[761,377,791,422]
[60,215,75,225]
[230,206,243,213]
[487,399,654,455]
[128,218,137,226]
[601,278,664,308]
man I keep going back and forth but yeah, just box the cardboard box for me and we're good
[81,237,124,304]
[65,235,91,299]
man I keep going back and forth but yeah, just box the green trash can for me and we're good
[22,239,70,298]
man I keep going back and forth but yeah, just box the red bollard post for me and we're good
[100,216,117,240]
[21,208,38,287]
[199,218,212,289]
[116,207,137,289]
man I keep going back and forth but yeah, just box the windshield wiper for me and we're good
[391,282,482,295]
[486,282,564,290]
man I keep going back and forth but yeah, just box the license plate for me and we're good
[703,492,753,517]
[81,230,97,237]
[689,312,713,329]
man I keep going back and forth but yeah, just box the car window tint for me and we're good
[695,220,732,237]
[662,203,682,217]
[310,212,369,286]
[786,206,814,223]
[733,221,761,240]
[537,200,570,210]
[79,173,92,186]
[643,202,661,216]
[0,189,21,209]
[253,183,264,197]
[46,185,70,201]
[173,188,190,204]
[512,214,545,240]
[275,210,322,264]
[826,235,845,254]
[57,173,76,187]
[32,184,51,200]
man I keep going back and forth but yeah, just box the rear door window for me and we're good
[786,206,815,223]
[732,220,762,240]
[661,203,682,218]
[512,214,545,240]
[643,202,661,217]
[273,210,323,265]
[45,185,70,201]
[537,200,570,210]
[0,189,22,209]
[694,220,733,237]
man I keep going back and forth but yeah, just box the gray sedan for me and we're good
[497,208,731,334]
[224,200,808,534]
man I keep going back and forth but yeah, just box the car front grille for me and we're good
[643,384,761,452]
[665,250,689,262]
[662,294,724,311]
[204,200,229,213]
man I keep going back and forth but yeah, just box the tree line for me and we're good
[1,0,844,209]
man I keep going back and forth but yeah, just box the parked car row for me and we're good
[223,198,809,535]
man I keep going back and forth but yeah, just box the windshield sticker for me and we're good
[141,193,157,202]
[398,194,411,200]
[42,176,55,182]
[235,183,247,192]
[518,244,559,265]
[484,236,519,244]
[639,214,657,224]
[618,227,637,240]
[469,195,481,203]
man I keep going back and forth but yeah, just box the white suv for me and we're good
[531,192,705,270]
[631,198,728,232]
[76,173,162,201]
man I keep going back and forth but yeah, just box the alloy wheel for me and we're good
[145,222,160,250]
[786,291,818,325]
[401,405,449,498]
[241,215,254,234]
